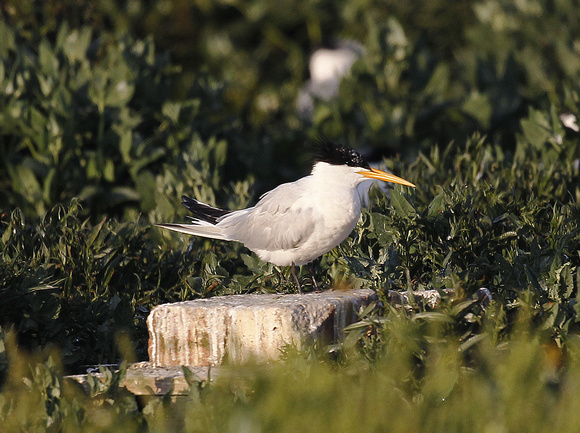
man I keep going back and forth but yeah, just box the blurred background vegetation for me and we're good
[1,0,580,430]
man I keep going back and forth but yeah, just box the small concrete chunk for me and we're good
[67,363,204,396]
[148,289,378,367]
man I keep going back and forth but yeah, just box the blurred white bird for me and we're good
[157,141,415,290]
[297,40,364,117]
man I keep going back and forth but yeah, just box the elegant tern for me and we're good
[157,141,415,290]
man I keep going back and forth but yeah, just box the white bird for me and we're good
[157,141,415,290]
[297,40,364,117]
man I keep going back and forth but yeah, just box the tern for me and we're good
[157,141,415,290]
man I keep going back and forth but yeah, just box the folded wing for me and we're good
[221,180,317,251]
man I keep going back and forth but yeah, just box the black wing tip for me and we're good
[180,195,231,224]
[181,195,195,205]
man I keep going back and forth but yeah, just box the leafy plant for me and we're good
[0,21,245,221]
[1,1,580,430]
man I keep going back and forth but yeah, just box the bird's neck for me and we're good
[309,162,363,222]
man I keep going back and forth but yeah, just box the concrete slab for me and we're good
[148,289,379,367]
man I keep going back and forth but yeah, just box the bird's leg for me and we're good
[291,264,302,293]
[308,262,319,290]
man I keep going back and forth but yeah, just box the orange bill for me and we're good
[358,167,416,187]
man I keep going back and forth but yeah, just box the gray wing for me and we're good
[218,179,318,251]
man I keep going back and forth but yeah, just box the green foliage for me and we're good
[1,304,580,433]
[7,0,580,174]
[312,0,580,152]
[2,0,580,430]
[0,20,243,221]
[2,0,580,367]
[0,198,279,371]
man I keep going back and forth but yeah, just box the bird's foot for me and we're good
[291,264,302,293]
[308,262,319,291]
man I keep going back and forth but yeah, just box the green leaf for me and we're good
[119,129,133,164]
[108,187,140,207]
[449,300,477,317]
[86,217,107,249]
[38,40,59,76]
[462,91,492,129]
[162,101,181,123]
[412,312,456,324]
[524,264,547,297]
[241,253,262,270]
[104,159,115,182]
[105,79,135,107]
[358,301,378,319]
[9,164,42,200]
[427,193,446,217]
[459,333,487,352]
[389,189,416,220]
[520,108,552,149]
[42,168,56,204]
[59,26,92,63]
[0,20,15,56]
[555,263,574,299]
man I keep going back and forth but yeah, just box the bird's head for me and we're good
[314,141,416,188]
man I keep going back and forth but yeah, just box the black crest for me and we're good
[314,140,370,169]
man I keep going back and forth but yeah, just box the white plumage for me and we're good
[157,141,415,287]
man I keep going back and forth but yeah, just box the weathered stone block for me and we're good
[147,289,378,367]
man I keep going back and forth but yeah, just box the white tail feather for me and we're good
[156,223,228,240]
